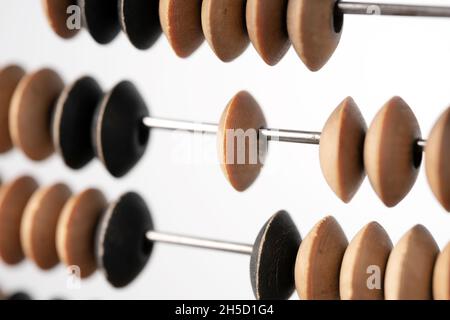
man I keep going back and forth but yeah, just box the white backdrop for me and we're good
[0,0,450,300]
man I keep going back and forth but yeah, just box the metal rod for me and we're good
[146,231,254,255]
[338,1,450,17]
[417,139,427,148]
[260,128,321,145]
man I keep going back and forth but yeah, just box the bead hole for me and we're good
[333,3,344,33]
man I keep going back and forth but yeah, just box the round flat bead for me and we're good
[319,97,367,203]
[425,107,450,211]
[119,0,161,50]
[93,81,150,178]
[160,0,204,57]
[96,192,153,288]
[287,0,342,71]
[21,183,72,270]
[364,97,422,207]
[0,65,25,153]
[340,222,393,300]
[202,0,249,62]
[42,0,80,39]
[53,76,102,170]
[384,225,439,300]
[433,242,450,300]
[217,91,267,192]
[0,176,39,265]
[10,68,64,161]
[56,189,107,278]
[295,216,348,300]
[250,211,301,300]
[79,0,120,44]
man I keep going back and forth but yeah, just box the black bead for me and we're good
[7,292,32,300]
[79,0,120,44]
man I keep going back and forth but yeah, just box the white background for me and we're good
[0,0,450,300]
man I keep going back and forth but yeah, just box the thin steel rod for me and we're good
[146,231,254,255]
[260,128,321,145]
[417,139,427,148]
[338,1,450,17]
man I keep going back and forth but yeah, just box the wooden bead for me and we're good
[42,0,79,39]
[384,225,439,300]
[10,68,64,161]
[425,107,450,212]
[287,0,342,71]
[319,97,367,203]
[78,0,120,44]
[21,183,72,270]
[202,0,249,62]
[0,176,38,265]
[340,222,393,300]
[160,0,204,58]
[217,91,267,192]
[0,65,25,153]
[246,0,290,66]
[250,211,301,300]
[56,189,107,278]
[433,242,450,300]
[295,216,348,300]
[364,97,422,207]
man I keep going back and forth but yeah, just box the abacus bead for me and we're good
[319,97,367,203]
[295,216,348,300]
[202,0,249,62]
[217,91,267,192]
[433,242,450,300]
[364,97,422,207]
[384,225,439,300]
[78,0,120,44]
[425,107,450,211]
[42,0,80,39]
[287,0,343,71]
[246,0,290,66]
[340,222,392,300]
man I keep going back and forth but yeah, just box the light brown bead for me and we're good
[287,0,342,71]
[42,0,80,39]
[295,216,348,300]
[433,242,450,300]
[340,222,393,300]
[217,91,267,192]
[21,183,72,270]
[202,0,249,62]
[425,107,450,212]
[10,68,64,161]
[0,65,25,153]
[56,189,107,278]
[364,97,422,207]
[0,176,39,265]
[246,0,290,66]
[384,225,439,300]
[160,0,204,58]
[319,97,367,203]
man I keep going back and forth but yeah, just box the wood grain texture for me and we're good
[384,225,439,300]
[364,97,422,207]
[217,91,267,192]
[287,0,342,71]
[0,176,38,265]
[433,242,450,300]
[42,0,79,39]
[295,216,348,300]
[319,97,367,203]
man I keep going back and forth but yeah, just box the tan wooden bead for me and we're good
[425,107,450,212]
[0,65,25,153]
[295,216,348,300]
[433,242,450,300]
[287,0,343,71]
[202,0,249,62]
[21,183,72,270]
[56,189,107,279]
[160,0,204,58]
[364,97,422,207]
[0,176,38,265]
[10,68,64,161]
[319,97,367,203]
[217,91,267,192]
[42,0,80,39]
[246,0,290,66]
[384,225,439,300]
[340,222,393,300]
